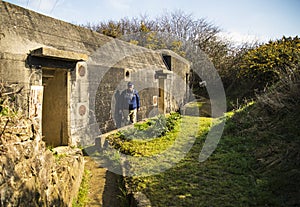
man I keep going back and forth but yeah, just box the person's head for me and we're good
[127,82,134,91]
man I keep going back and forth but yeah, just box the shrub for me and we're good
[239,36,300,92]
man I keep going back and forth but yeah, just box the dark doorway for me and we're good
[42,68,70,146]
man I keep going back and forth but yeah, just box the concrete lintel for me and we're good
[30,47,88,61]
[156,69,173,74]
[155,69,173,79]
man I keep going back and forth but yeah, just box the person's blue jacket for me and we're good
[121,89,140,110]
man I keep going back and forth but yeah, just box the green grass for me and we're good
[120,102,300,206]
[107,113,211,157]
[72,169,91,207]
[183,101,211,117]
[125,115,255,207]
[125,116,255,206]
[105,113,212,177]
[103,96,300,206]
[185,101,204,108]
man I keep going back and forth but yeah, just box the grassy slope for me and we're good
[104,74,300,206]
[124,101,300,206]
[127,114,259,207]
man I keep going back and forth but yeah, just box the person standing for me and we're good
[119,82,140,125]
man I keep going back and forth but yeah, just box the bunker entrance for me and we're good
[42,68,69,146]
[29,47,88,147]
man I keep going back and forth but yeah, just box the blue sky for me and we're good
[4,0,300,44]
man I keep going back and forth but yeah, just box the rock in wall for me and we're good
[0,112,84,206]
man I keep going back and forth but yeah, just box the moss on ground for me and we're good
[115,103,299,206]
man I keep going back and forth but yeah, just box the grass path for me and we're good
[123,105,300,206]
[83,156,123,207]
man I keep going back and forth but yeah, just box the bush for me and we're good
[106,112,182,156]
[120,112,181,140]
[239,36,300,92]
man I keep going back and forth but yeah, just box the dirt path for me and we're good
[84,156,124,207]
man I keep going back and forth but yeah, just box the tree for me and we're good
[82,10,236,99]
[239,36,300,90]
[96,21,122,38]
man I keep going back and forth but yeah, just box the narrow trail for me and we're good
[84,156,124,207]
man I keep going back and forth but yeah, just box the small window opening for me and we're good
[162,55,171,71]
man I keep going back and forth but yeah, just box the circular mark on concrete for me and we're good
[79,105,86,116]
[78,65,86,77]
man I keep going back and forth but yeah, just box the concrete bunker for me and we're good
[1,1,191,147]
[28,47,88,147]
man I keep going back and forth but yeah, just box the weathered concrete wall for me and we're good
[0,1,190,146]
[94,66,125,133]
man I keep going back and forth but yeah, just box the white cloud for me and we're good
[217,31,269,46]
[105,0,133,11]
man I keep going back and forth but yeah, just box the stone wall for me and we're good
[0,112,84,206]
